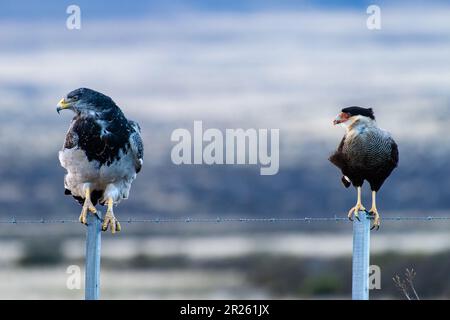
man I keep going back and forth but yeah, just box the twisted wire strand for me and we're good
[0,215,449,224]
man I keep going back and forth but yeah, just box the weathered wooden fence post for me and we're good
[85,212,102,300]
[352,211,371,300]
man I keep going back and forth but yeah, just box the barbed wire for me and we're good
[0,215,450,224]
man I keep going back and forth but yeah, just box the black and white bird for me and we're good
[57,88,144,233]
[329,107,398,230]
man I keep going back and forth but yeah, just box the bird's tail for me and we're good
[341,176,351,188]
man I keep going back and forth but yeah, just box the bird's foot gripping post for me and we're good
[102,198,121,233]
[85,211,102,300]
[79,187,98,225]
[352,210,371,300]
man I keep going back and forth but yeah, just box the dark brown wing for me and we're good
[329,136,352,188]
[64,120,79,149]
[329,136,347,170]
[390,139,399,168]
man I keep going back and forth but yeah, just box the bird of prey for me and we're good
[57,88,144,233]
[329,106,398,230]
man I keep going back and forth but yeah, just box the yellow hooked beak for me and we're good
[56,98,71,113]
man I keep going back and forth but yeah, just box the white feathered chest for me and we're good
[59,112,143,205]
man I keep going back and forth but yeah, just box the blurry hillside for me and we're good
[0,2,450,219]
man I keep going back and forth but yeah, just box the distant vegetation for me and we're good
[15,238,450,298]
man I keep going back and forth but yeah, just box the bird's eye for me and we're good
[71,95,79,101]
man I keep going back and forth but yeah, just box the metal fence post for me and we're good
[85,212,102,300]
[352,210,371,300]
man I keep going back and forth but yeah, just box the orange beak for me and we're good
[333,112,350,125]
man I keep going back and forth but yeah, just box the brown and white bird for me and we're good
[57,88,144,233]
[329,107,398,230]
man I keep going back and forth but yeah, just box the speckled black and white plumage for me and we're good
[329,107,399,192]
[58,88,144,207]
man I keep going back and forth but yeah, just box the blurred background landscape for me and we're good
[0,0,449,299]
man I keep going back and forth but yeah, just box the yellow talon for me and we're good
[369,191,381,230]
[79,187,97,225]
[348,186,366,221]
[348,204,366,221]
[102,198,121,234]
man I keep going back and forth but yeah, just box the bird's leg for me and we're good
[348,186,366,221]
[79,187,97,225]
[369,191,380,230]
[102,198,121,234]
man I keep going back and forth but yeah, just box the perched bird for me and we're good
[329,106,398,230]
[57,88,144,233]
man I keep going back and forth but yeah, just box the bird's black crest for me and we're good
[67,87,115,109]
[342,106,375,120]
